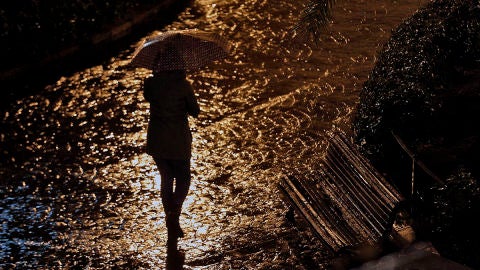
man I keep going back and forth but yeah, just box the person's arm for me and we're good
[143,77,153,102]
[185,84,200,118]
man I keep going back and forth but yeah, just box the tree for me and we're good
[293,0,337,43]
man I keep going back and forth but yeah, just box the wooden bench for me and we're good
[278,131,405,252]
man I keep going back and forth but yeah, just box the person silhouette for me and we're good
[143,67,199,245]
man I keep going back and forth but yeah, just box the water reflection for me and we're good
[0,0,427,268]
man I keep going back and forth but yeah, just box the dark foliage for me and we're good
[354,0,480,165]
[0,1,160,71]
[292,0,337,43]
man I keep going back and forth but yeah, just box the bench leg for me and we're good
[285,205,296,224]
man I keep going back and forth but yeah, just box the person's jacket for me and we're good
[143,72,199,159]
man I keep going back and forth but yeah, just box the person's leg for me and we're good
[153,157,175,219]
[165,159,191,239]
[154,158,190,239]
[171,159,192,211]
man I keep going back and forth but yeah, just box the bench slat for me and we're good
[278,131,404,251]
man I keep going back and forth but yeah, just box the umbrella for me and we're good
[130,29,231,71]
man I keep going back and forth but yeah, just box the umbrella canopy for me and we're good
[130,29,231,71]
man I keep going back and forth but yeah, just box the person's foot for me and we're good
[166,241,185,270]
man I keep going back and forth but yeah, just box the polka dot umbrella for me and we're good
[130,29,231,72]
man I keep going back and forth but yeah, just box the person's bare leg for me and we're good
[169,159,191,238]
[154,158,181,239]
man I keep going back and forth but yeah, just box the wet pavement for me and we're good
[1,0,428,269]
